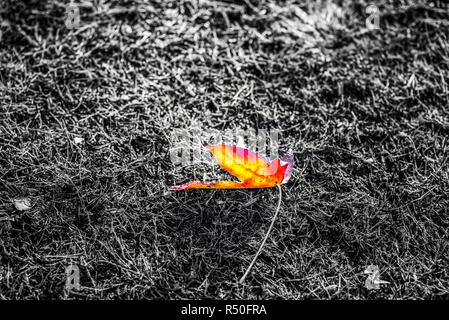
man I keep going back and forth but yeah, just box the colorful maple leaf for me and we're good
[172,145,293,190]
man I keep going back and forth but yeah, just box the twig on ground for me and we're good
[239,184,283,284]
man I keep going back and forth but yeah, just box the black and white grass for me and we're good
[0,0,448,299]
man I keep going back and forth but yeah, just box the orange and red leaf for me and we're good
[171,144,293,190]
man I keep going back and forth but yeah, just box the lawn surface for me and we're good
[0,0,448,299]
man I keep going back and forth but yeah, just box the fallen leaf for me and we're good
[13,198,32,211]
[172,145,293,190]
[74,136,84,145]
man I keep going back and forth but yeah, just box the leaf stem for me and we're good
[239,184,283,284]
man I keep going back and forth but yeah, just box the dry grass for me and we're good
[0,0,448,299]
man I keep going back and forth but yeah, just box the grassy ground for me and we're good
[0,0,448,299]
